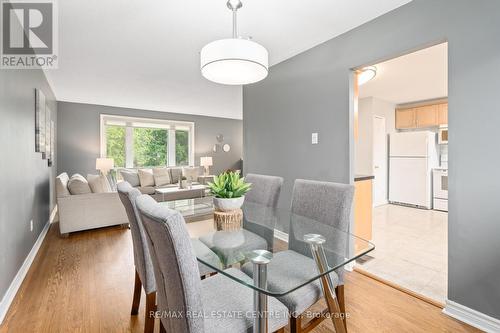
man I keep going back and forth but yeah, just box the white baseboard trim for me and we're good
[443,300,500,332]
[0,221,50,325]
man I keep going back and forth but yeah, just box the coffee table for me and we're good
[159,196,214,222]
[154,184,208,202]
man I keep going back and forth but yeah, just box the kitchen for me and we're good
[353,42,449,304]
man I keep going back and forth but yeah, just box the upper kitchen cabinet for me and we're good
[416,104,439,128]
[438,103,448,125]
[395,108,416,129]
[396,102,448,129]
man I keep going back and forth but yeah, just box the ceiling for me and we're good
[47,0,412,119]
[359,42,448,104]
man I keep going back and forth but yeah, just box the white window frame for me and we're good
[100,114,195,168]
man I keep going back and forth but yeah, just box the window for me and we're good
[101,115,194,168]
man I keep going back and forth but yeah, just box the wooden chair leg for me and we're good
[131,270,141,315]
[274,328,285,333]
[144,292,156,333]
[336,285,347,330]
[159,320,166,333]
[290,314,302,333]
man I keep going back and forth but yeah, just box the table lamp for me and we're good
[200,156,213,176]
[96,158,114,175]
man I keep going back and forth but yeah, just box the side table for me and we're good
[213,209,243,231]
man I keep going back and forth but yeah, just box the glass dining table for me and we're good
[161,198,375,333]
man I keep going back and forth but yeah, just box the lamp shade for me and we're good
[201,38,268,85]
[200,156,213,167]
[96,158,114,172]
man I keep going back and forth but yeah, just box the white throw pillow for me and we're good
[182,167,199,182]
[55,173,71,197]
[138,169,155,187]
[87,174,111,193]
[67,174,92,195]
[153,167,171,186]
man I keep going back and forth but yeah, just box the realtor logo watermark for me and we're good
[1,0,58,69]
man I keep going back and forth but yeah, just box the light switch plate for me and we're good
[311,132,319,144]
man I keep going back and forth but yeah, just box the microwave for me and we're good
[438,126,448,144]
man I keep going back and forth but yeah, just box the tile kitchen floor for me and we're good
[357,204,448,304]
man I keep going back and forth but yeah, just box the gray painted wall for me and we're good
[0,70,57,303]
[57,102,242,177]
[244,0,500,319]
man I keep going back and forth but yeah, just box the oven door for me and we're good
[433,170,448,199]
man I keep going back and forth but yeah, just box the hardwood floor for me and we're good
[0,223,479,333]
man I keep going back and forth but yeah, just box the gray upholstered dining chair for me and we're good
[117,181,157,333]
[117,182,222,333]
[198,174,283,266]
[135,194,289,333]
[242,179,355,333]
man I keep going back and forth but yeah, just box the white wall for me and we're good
[355,97,396,175]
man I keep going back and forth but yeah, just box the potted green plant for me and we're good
[207,171,252,211]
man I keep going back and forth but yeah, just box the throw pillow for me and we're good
[169,167,183,183]
[153,167,171,186]
[67,174,92,195]
[55,173,71,197]
[87,174,111,193]
[182,167,199,182]
[138,169,155,187]
[120,169,141,187]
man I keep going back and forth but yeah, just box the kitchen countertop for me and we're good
[355,175,375,182]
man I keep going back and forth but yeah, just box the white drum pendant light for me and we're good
[201,0,268,85]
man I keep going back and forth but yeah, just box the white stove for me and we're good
[433,168,448,212]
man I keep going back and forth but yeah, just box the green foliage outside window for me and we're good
[105,125,125,168]
[176,130,189,166]
[133,127,168,167]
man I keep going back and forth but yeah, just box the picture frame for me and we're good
[43,106,51,160]
[35,89,46,153]
[48,120,55,167]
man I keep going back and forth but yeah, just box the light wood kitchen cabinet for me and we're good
[354,178,373,241]
[396,102,448,129]
[415,104,439,128]
[395,108,416,129]
[438,103,448,125]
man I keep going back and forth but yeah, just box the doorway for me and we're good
[352,42,449,305]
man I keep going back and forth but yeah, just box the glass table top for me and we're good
[190,201,375,297]
[159,196,213,219]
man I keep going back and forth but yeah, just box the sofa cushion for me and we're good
[120,169,141,187]
[169,167,183,183]
[183,166,200,182]
[153,167,171,186]
[138,186,156,195]
[56,173,71,197]
[87,174,111,193]
[138,169,155,187]
[68,174,92,195]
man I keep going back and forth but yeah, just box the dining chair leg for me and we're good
[274,328,286,333]
[290,314,302,333]
[159,320,166,333]
[131,269,142,315]
[144,292,156,333]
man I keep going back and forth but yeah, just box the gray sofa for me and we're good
[119,166,212,202]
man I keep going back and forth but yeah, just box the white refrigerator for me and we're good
[389,131,438,209]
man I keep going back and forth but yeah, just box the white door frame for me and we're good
[372,115,388,206]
